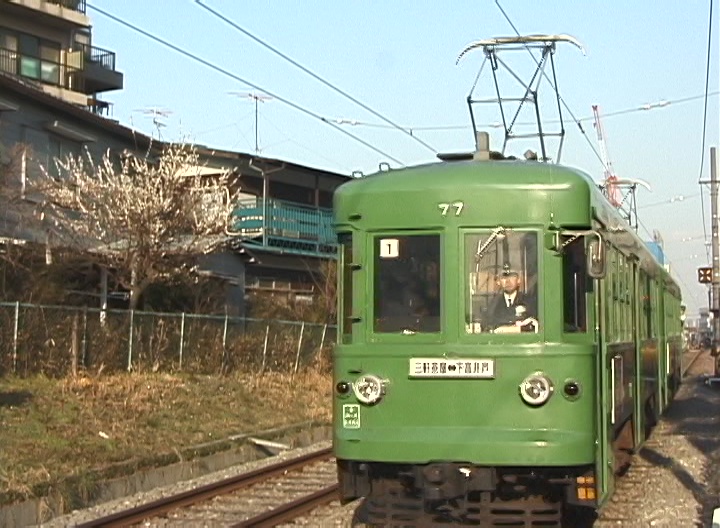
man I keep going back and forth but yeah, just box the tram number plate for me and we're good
[409,358,494,378]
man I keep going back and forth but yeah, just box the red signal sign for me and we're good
[698,267,713,284]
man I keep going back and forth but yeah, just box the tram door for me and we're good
[632,262,645,446]
[567,233,613,503]
[595,269,613,504]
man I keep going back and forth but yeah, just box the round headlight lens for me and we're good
[519,373,553,406]
[353,374,385,404]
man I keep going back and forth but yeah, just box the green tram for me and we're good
[332,156,683,526]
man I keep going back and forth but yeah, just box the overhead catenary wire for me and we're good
[492,0,606,172]
[633,216,703,307]
[86,3,407,168]
[325,91,720,132]
[194,0,438,156]
[494,0,714,305]
[697,0,715,262]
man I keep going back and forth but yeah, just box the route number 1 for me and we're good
[380,238,399,258]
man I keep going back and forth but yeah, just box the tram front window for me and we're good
[374,235,440,333]
[465,229,539,334]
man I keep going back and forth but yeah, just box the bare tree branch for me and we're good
[33,143,238,308]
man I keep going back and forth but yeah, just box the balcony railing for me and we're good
[231,198,337,258]
[45,0,86,14]
[0,46,84,92]
[76,43,116,71]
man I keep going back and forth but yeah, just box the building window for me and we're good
[40,43,60,84]
[0,29,18,75]
[0,28,61,86]
[47,135,82,179]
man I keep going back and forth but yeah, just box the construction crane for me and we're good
[592,104,622,207]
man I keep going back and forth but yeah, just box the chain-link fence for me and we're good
[0,302,336,377]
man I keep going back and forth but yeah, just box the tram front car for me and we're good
[332,159,609,525]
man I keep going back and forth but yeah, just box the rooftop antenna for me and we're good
[456,34,585,163]
[134,107,173,139]
[228,92,273,154]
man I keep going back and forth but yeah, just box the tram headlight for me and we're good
[519,372,554,406]
[352,374,385,405]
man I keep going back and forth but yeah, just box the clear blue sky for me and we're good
[89,0,718,316]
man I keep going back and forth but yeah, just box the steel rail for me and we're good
[231,483,339,527]
[75,446,333,528]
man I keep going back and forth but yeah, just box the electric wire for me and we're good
[194,0,438,155]
[638,194,700,210]
[319,91,720,134]
[634,217,702,307]
[495,0,710,310]
[86,3,407,167]
[697,0,715,262]
[493,0,607,172]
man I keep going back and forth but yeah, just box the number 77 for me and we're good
[438,201,464,216]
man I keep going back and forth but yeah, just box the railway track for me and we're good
[594,347,713,526]
[75,447,338,527]
[71,351,707,528]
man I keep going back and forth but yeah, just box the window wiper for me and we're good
[475,226,506,262]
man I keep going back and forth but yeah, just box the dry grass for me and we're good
[0,369,332,505]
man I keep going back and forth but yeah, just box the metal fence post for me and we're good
[294,322,305,373]
[261,324,270,372]
[222,313,229,371]
[81,307,88,368]
[12,301,19,374]
[179,312,185,370]
[127,309,134,372]
[71,313,79,377]
[318,324,328,357]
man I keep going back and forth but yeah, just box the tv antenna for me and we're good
[456,34,585,162]
[134,107,173,139]
[228,92,273,153]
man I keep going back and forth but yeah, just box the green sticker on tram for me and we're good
[343,404,360,429]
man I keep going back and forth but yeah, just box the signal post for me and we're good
[700,147,720,380]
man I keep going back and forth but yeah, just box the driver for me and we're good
[486,267,538,333]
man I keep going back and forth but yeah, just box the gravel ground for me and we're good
[596,349,720,527]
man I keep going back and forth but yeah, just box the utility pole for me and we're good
[712,147,720,376]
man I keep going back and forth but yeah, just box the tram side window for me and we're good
[641,274,652,340]
[607,250,617,341]
[338,232,353,343]
[562,238,588,332]
[374,235,440,333]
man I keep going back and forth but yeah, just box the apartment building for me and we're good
[0,1,349,316]
[0,0,123,114]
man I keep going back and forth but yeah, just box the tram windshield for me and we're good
[465,228,539,334]
[374,234,441,333]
